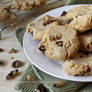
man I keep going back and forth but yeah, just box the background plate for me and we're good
[23,4,92,82]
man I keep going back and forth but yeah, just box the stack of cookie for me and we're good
[0,0,46,22]
[13,0,46,11]
[27,6,92,76]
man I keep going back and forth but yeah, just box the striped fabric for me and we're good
[15,64,86,92]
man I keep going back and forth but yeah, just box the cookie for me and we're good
[62,59,91,76]
[38,25,80,61]
[79,31,92,52]
[13,0,46,11]
[0,5,11,22]
[65,6,92,33]
[27,15,59,40]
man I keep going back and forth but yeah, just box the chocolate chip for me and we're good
[12,60,23,68]
[0,48,4,52]
[78,50,90,56]
[50,35,62,41]
[80,55,83,58]
[83,51,89,56]
[87,67,91,72]
[56,41,63,47]
[39,45,46,53]
[65,18,73,24]
[56,35,62,40]
[43,19,56,26]
[87,44,89,49]
[37,84,48,92]
[61,11,67,16]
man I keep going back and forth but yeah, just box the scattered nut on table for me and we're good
[53,82,66,88]
[12,60,23,68]
[0,48,4,52]
[10,57,15,60]
[0,59,6,66]
[0,60,3,65]
[27,74,34,81]
[8,48,18,53]
[6,69,21,80]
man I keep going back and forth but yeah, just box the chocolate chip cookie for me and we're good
[65,6,92,33]
[38,25,80,61]
[62,59,92,76]
[27,15,59,40]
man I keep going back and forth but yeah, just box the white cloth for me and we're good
[0,28,29,92]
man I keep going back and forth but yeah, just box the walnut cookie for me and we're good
[62,59,92,76]
[38,25,80,61]
[27,15,60,40]
[65,6,92,33]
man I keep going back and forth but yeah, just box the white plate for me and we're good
[23,4,92,82]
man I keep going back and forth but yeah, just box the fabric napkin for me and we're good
[15,0,92,92]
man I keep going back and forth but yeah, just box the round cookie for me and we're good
[27,15,59,40]
[38,25,80,61]
[65,6,92,33]
[79,31,92,52]
[13,0,46,11]
[62,59,92,76]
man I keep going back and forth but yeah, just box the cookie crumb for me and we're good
[12,60,23,68]
[0,48,4,52]
[53,82,66,88]
[27,74,34,81]
[8,48,18,53]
